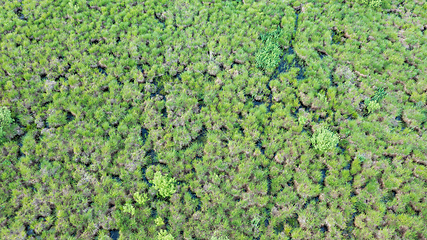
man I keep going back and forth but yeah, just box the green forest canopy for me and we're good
[0,0,426,239]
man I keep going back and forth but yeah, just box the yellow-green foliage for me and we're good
[157,230,174,240]
[152,172,176,198]
[0,106,13,140]
[155,216,165,226]
[357,0,383,8]
[133,192,149,206]
[123,203,135,216]
[311,127,339,153]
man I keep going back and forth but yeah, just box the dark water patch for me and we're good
[26,224,35,236]
[195,125,207,143]
[274,222,285,234]
[198,100,205,112]
[344,163,351,170]
[98,66,107,76]
[161,107,168,118]
[293,13,299,41]
[89,38,99,45]
[381,190,396,204]
[320,225,327,233]
[331,29,342,45]
[154,13,165,29]
[110,229,119,240]
[287,178,293,187]
[112,175,122,183]
[18,14,27,21]
[141,128,149,145]
[188,189,201,211]
[330,73,338,87]
[66,111,75,122]
[44,120,50,129]
[320,168,326,187]
[116,37,121,44]
[343,210,357,238]
[253,99,263,107]
[316,49,327,59]
[141,167,152,187]
[238,113,243,120]
[146,150,157,163]
[238,126,244,135]
[316,113,328,123]
[137,64,144,74]
[256,140,265,155]
[303,196,319,209]
[40,73,47,80]
[264,207,271,227]
[286,214,300,228]
[267,175,271,195]
[15,8,27,21]
[271,47,306,81]
[394,115,406,131]
[150,77,166,100]
[151,208,157,218]
[17,142,25,158]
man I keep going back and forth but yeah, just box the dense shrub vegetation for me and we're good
[0,0,426,239]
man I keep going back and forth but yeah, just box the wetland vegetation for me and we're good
[0,0,426,239]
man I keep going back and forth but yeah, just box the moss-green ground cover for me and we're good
[1,0,426,239]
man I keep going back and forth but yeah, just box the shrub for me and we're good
[256,28,283,72]
[155,216,165,226]
[366,100,380,114]
[157,230,174,240]
[356,0,383,8]
[0,106,14,141]
[211,234,230,240]
[123,203,135,216]
[133,192,149,206]
[311,127,339,153]
[255,40,281,71]
[365,87,387,114]
[152,171,176,198]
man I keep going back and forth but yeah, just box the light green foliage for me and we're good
[157,230,174,240]
[133,192,148,206]
[251,215,261,228]
[152,171,176,198]
[211,237,229,240]
[371,87,387,102]
[256,28,283,72]
[356,0,383,8]
[155,216,165,226]
[366,87,387,114]
[123,203,135,216]
[211,235,230,240]
[298,115,307,125]
[367,100,381,114]
[0,106,13,140]
[256,40,281,71]
[311,127,339,153]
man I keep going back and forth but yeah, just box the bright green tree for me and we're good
[311,127,339,153]
[152,171,176,198]
[157,229,174,240]
[0,106,14,141]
